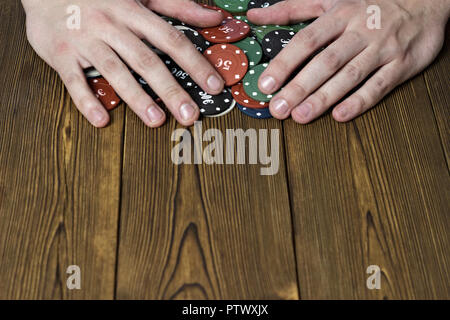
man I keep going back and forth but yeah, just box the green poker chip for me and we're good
[290,22,310,32]
[214,0,250,13]
[253,25,297,42]
[232,37,262,67]
[243,63,278,102]
[234,15,255,27]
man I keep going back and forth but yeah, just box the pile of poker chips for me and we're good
[85,0,310,120]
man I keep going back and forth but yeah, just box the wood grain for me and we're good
[423,25,450,165]
[0,0,123,299]
[284,64,450,299]
[115,110,299,299]
[0,0,448,300]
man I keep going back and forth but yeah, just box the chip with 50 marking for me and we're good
[162,56,195,90]
[204,44,248,86]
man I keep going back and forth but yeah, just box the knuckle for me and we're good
[298,27,318,50]
[352,94,366,112]
[101,57,120,74]
[136,51,159,72]
[121,0,141,9]
[52,41,71,57]
[167,27,189,47]
[288,81,307,97]
[62,72,82,87]
[164,83,184,101]
[322,49,340,70]
[344,63,363,82]
[373,75,389,95]
[269,59,289,75]
[345,31,363,45]
[314,90,328,106]
[79,95,99,111]
[89,9,114,28]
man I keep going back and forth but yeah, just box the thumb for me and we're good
[146,0,224,28]
[247,0,329,25]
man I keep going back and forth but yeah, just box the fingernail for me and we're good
[296,102,312,118]
[147,105,164,123]
[272,98,289,116]
[260,76,276,92]
[91,109,107,125]
[337,105,348,119]
[207,75,222,91]
[180,103,196,121]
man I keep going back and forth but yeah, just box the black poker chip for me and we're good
[262,29,295,59]
[247,0,283,10]
[175,26,211,53]
[187,86,234,116]
[161,55,195,90]
[131,70,159,100]
[161,15,182,27]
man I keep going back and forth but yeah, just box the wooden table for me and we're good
[0,0,448,299]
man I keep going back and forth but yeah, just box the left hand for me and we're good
[247,0,449,123]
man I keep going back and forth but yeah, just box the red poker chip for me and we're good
[231,82,269,109]
[204,44,248,86]
[89,76,109,85]
[200,19,250,44]
[88,78,121,111]
[201,4,233,21]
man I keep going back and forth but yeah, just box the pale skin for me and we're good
[22,0,449,127]
[21,0,226,127]
[249,0,450,123]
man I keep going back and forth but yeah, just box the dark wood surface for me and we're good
[0,0,448,299]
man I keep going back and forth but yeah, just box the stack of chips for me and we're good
[85,0,311,119]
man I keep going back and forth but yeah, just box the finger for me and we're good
[146,0,223,27]
[124,9,225,95]
[258,14,346,94]
[81,42,167,127]
[291,47,381,124]
[269,31,367,119]
[247,0,326,25]
[332,61,404,122]
[56,60,110,127]
[96,30,200,126]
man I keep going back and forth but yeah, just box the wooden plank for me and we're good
[0,0,123,299]
[423,25,450,164]
[116,0,298,300]
[116,112,298,299]
[284,64,449,298]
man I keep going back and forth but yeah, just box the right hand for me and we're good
[22,0,225,127]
